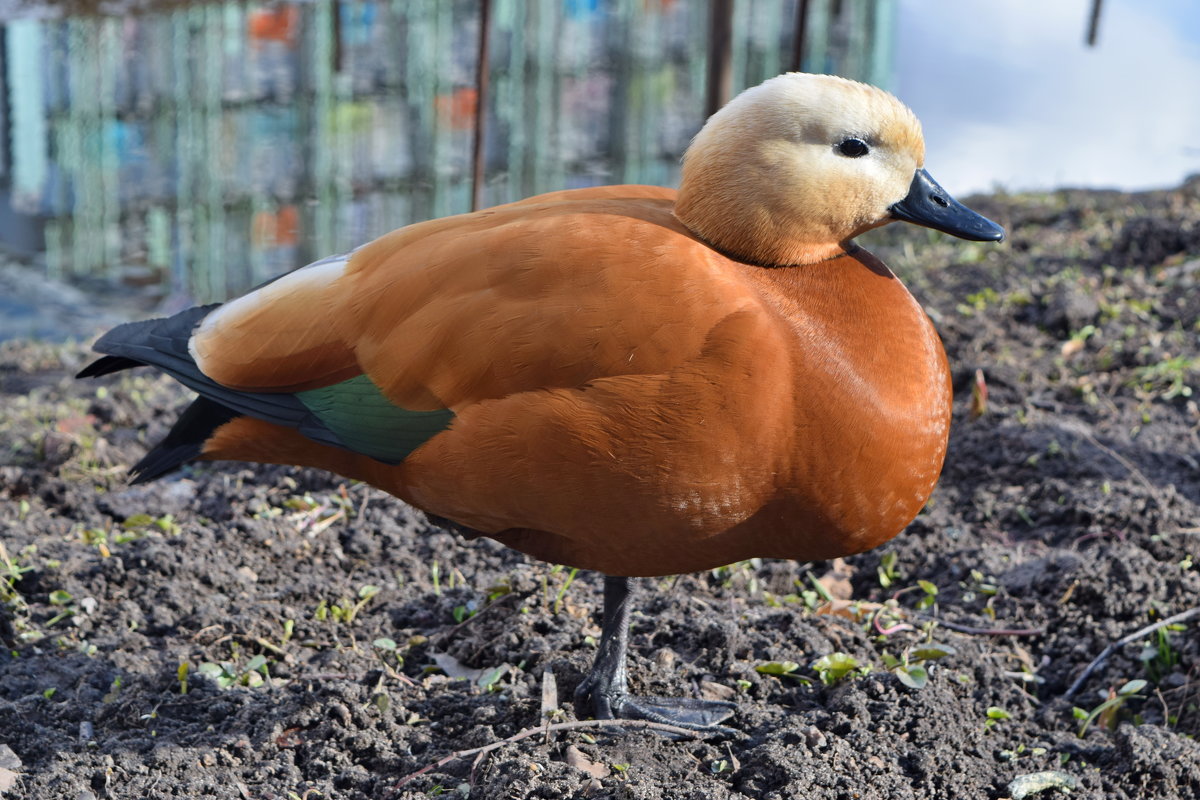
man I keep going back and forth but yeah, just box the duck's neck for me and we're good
[674,184,852,267]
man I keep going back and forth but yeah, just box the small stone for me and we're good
[699,681,736,701]
[1042,282,1099,335]
[801,724,827,749]
[329,702,352,727]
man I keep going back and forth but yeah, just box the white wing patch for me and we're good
[188,251,353,369]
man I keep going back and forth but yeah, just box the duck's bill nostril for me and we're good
[890,168,1005,242]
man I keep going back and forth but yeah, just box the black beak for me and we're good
[890,168,1005,242]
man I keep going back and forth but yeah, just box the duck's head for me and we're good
[674,72,1004,266]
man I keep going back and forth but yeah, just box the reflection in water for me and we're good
[1,0,893,303]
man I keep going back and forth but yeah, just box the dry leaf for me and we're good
[0,768,16,794]
[1061,337,1085,359]
[540,669,559,719]
[817,558,856,600]
[969,369,988,419]
[565,745,611,780]
[814,599,881,620]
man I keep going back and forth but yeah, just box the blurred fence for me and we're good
[0,0,893,303]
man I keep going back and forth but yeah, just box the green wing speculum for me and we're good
[295,374,454,464]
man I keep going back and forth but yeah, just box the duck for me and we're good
[79,72,1003,732]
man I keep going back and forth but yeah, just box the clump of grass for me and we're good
[314,584,381,626]
[1131,354,1197,400]
[0,541,39,643]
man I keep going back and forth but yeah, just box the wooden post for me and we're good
[471,0,493,211]
[1085,0,1103,47]
[705,0,734,117]
[790,0,810,72]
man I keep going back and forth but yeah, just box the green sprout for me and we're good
[1073,679,1147,736]
[881,643,956,690]
[877,551,901,589]
[811,652,868,686]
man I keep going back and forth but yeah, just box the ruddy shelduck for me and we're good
[80,73,1003,731]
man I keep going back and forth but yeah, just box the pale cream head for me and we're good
[674,73,926,266]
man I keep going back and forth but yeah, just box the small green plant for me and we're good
[177,662,190,695]
[314,584,381,626]
[1140,625,1183,683]
[1073,679,1146,736]
[553,567,578,614]
[451,602,476,623]
[958,287,1000,315]
[538,564,582,611]
[0,541,35,636]
[709,559,763,593]
[877,551,901,588]
[1132,354,1197,400]
[985,706,1012,729]
[120,512,180,538]
[46,589,77,627]
[915,580,938,611]
[756,660,802,679]
[997,742,1048,761]
[959,569,999,604]
[881,643,956,690]
[198,654,271,689]
[811,652,868,686]
[372,637,405,670]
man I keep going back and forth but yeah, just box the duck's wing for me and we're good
[81,186,760,479]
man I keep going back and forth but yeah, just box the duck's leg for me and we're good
[573,575,737,732]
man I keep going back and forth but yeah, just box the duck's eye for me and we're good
[836,138,870,158]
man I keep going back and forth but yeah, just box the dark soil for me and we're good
[2,182,1200,799]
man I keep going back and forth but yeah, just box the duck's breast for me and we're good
[736,248,952,561]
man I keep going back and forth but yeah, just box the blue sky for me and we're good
[893,0,1200,194]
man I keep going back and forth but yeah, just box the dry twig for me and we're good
[1064,606,1200,700]
[387,718,707,793]
[915,614,1045,637]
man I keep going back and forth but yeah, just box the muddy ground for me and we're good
[2,182,1199,799]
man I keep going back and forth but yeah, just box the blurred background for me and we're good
[0,0,1197,313]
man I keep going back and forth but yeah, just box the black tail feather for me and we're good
[76,355,146,379]
[79,304,353,484]
[130,396,242,483]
